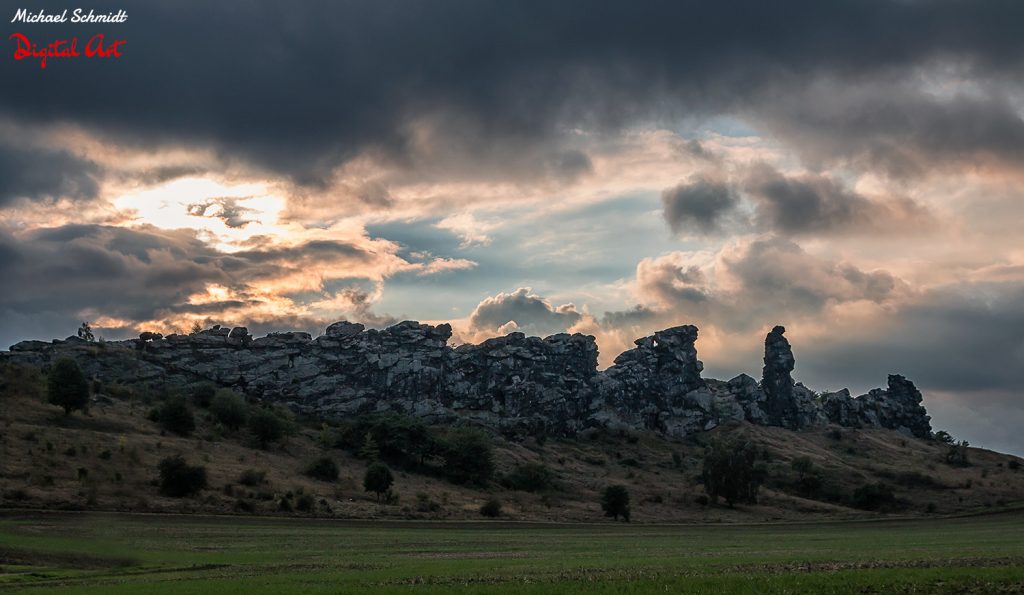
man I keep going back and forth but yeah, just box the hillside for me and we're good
[2,361,1022,523]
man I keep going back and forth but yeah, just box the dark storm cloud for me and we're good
[4,0,1024,185]
[757,86,1024,178]
[0,143,99,205]
[0,224,377,325]
[468,288,581,335]
[743,165,934,234]
[661,178,738,235]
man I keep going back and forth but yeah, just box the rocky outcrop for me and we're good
[759,326,821,430]
[2,321,933,439]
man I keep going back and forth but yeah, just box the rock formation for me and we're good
[2,321,933,439]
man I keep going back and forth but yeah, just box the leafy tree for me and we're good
[441,428,495,485]
[190,383,217,408]
[358,432,380,461]
[850,482,896,510]
[479,498,502,518]
[702,438,764,507]
[47,358,90,416]
[155,398,195,436]
[601,485,631,522]
[248,407,287,448]
[933,430,955,444]
[77,322,95,342]
[946,440,970,466]
[158,455,207,497]
[189,321,204,335]
[363,462,394,502]
[305,457,340,482]
[210,389,248,430]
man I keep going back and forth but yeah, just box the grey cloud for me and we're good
[186,198,259,228]
[0,143,99,206]
[4,1,1024,186]
[744,165,933,235]
[661,178,739,235]
[469,288,581,336]
[0,224,381,343]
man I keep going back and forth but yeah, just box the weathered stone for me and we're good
[0,320,932,440]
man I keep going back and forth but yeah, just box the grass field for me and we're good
[2,511,1023,593]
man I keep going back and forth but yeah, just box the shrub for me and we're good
[479,498,502,518]
[440,428,494,485]
[305,457,340,482]
[335,413,438,467]
[828,428,843,441]
[278,497,293,512]
[47,358,90,416]
[157,456,207,497]
[1010,460,1021,471]
[210,389,247,430]
[238,469,266,486]
[295,494,315,512]
[933,430,955,444]
[248,407,287,448]
[364,462,394,502]
[672,451,683,469]
[694,494,709,506]
[190,383,217,408]
[702,438,764,507]
[416,492,441,513]
[155,398,195,436]
[850,482,896,511]
[946,441,970,467]
[601,485,630,522]
[502,462,554,492]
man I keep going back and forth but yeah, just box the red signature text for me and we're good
[9,32,126,69]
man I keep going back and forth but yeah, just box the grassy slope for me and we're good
[1,511,1024,593]
[1,366,1023,523]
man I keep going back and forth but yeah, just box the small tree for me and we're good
[248,408,287,449]
[601,485,630,522]
[190,383,217,408]
[358,432,380,461]
[210,389,248,430]
[158,455,207,497]
[364,462,394,502]
[305,457,340,482]
[77,322,95,342]
[189,320,203,335]
[946,440,970,466]
[933,430,955,444]
[502,462,554,492]
[702,438,764,507]
[479,498,502,518]
[441,428,495,485]
[155,398,195,436]
[47,358,90,416]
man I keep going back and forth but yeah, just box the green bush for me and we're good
[295,494,315,512]
[502,462,554,492]
[850,482,896,511]
[247,407,288,448]
[335,413,438,467]
[157,456,207,497]
[479,498,502,518]
[440,428,494,485]
[190,383,217,408]
[702,438,764,507]
[601,485,630,522]
[364,462,394,502]
[155,398,195,436]
[305,457,340,482]
[238,469,266,486]
[47,358,90,415]
[1010,460,1021,471]
[210,389,248,430]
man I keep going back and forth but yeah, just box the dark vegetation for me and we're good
[2,360,1022,522]
[47,358,89,416]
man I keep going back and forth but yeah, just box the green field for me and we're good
[1,511,1023,593]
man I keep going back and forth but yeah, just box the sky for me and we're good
[1,0,1022,454]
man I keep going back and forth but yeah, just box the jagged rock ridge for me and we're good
[3,322,932,439]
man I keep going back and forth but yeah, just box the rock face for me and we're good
[759,326,821,430]
[2,321,933,439]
